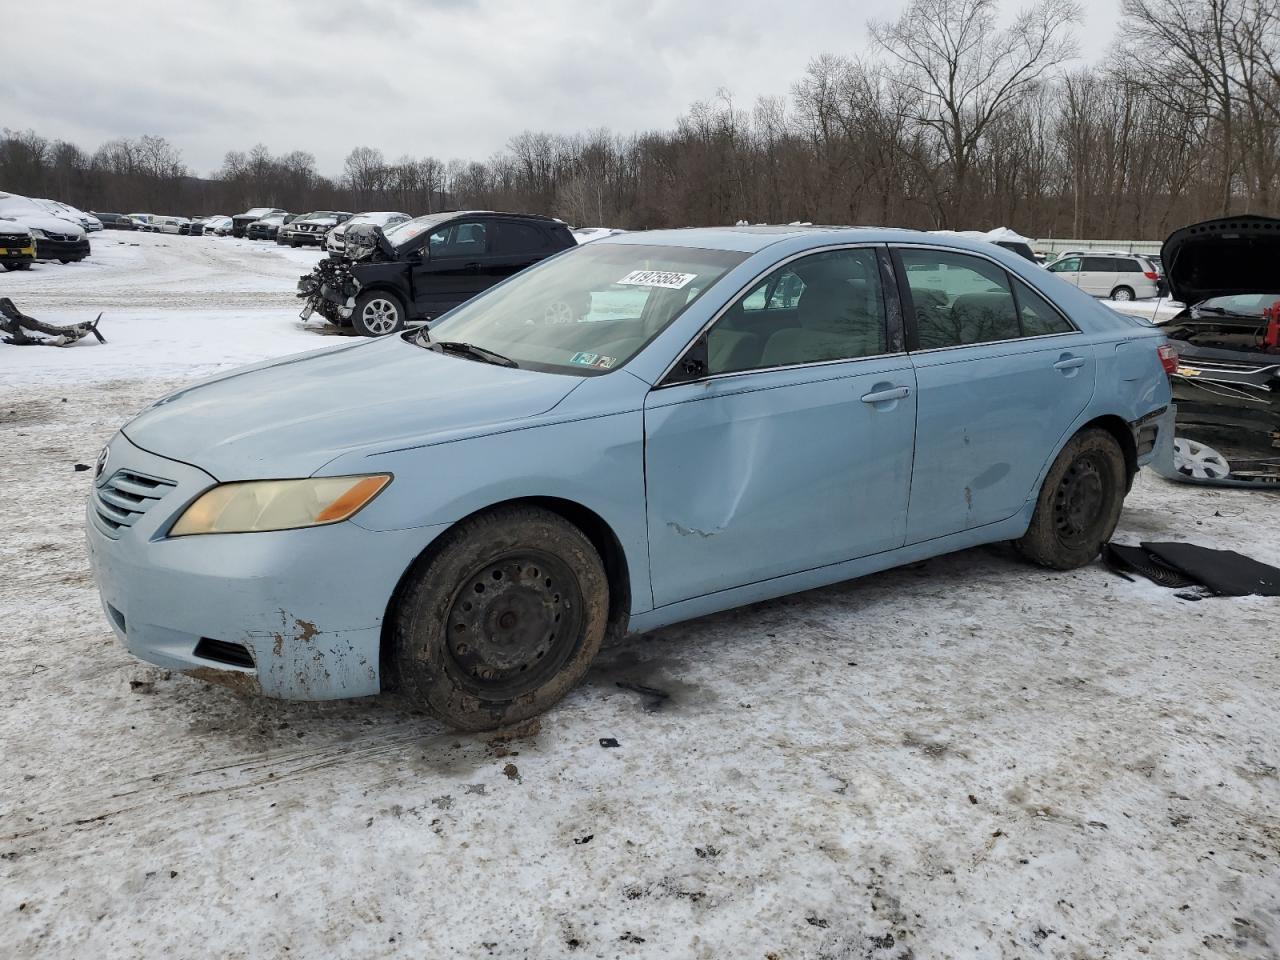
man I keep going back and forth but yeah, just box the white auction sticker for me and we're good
[616,270,697,290]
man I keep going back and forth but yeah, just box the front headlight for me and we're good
[170,474,391,536]
[28,227,46,238]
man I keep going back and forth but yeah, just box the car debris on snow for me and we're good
[0,298,104,347]
[1103,541,1280,596]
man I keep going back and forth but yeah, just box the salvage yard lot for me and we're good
[2,233,1278,958]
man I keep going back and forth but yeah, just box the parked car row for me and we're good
[0,191,91,266]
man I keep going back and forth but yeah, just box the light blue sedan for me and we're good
[87,227,1176,729]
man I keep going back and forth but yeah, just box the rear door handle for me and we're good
[860,385,911,404]
[1053,356,1086,371]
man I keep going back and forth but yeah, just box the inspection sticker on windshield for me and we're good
[616,269,697,290]
[570,352,617,369]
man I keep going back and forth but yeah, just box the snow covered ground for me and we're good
[2,234,1279,959]
[1106,297,1185,325]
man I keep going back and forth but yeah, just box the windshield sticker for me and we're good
[616,269,697,290]
[570,352,617,369]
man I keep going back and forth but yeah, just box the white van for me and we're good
[1045,253,1160,301]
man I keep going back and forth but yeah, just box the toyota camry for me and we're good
[87,226,1175,729]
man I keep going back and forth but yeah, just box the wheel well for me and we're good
[379,496,632,690]
[1080,415,1137,488]
[358,285,405,306]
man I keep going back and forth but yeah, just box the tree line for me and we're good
[2,0,1277,239]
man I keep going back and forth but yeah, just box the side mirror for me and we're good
[665,335,709,385]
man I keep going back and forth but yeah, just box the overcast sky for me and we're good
[10,0,1122,178]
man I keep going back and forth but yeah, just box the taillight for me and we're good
[1157,343,1178,374]
[1144,271,1159,281]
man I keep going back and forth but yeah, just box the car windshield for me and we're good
[384,212,459,247]
[1195,293,1280,316]
[424,242,747,375]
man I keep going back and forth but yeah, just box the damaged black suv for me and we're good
[297,211,575,336]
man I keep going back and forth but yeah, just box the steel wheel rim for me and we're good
[443,550,584,700]
[363,298,399,335]
[1052,452,1109,548]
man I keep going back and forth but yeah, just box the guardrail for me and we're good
[1033,238,1162,255]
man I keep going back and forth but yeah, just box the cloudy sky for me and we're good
[10,0,1122,178]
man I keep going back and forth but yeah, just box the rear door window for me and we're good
[1081,256,1111,273]
[1013,278,1075,336]
[493,221,547,256]
[899,249,1021,348]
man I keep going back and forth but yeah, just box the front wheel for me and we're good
[1015,428,1127,569]
[390,505,609,731]
[1110,286,1135,301]
[351,291,406,337]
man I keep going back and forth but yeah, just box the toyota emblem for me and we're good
[94,445,110,480]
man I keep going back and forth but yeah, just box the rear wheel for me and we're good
[1015,428,1127,570]
[390,505,609,731]
[1110,286,1135,301]
[351,291,406,337]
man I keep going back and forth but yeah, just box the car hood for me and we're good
[0,212,86,236]
[1162,215,1280,306]
[122,337,583,480]
[298,216,338,227]
[0,218,32,237]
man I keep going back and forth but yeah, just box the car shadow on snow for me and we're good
[124,538,1109,768]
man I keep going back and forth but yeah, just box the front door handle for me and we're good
[1053,356,1086,371]
[860,385,911,404]
[464,261,483,271]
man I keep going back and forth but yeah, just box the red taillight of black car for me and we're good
[1157,343,1178,374]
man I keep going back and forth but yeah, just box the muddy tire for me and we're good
[1015,428,1127,570]
[351,291,406,337]
[390,505,608,731]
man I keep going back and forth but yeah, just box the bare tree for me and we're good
[871,0,1081,225]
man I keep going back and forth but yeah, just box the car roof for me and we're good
[597,224,1036,255]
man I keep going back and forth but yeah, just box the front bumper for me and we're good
[282,230,325,245]
[35,237,90,261]
[0,243,35,264]
[86,432,445,700]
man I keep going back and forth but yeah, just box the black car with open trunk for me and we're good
[1156,215,1280,483]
